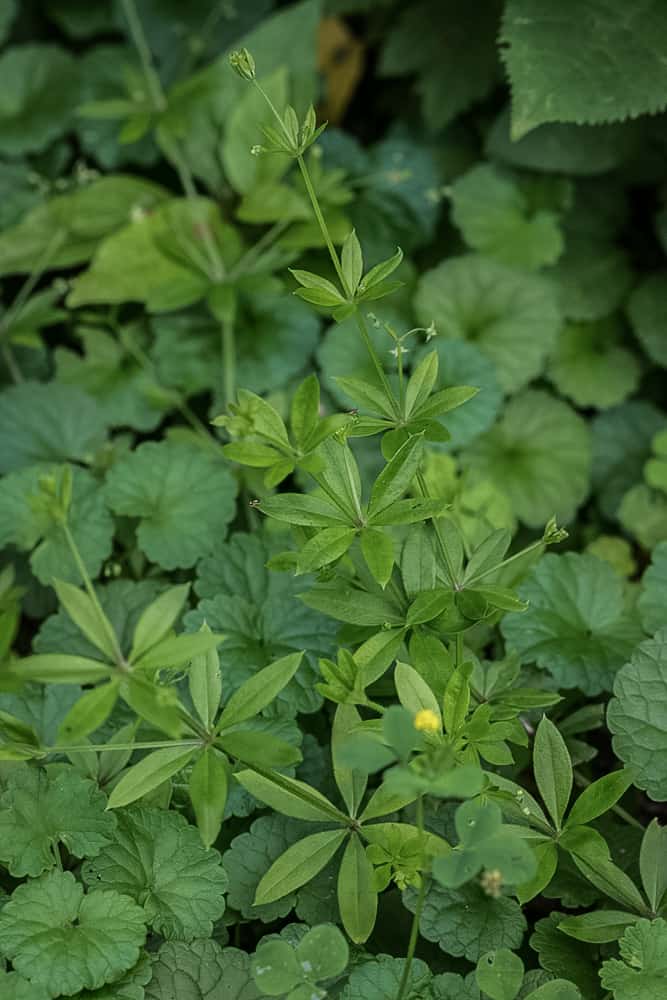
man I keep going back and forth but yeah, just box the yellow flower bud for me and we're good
[413,709,440,733]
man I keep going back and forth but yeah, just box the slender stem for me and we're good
[62,523,126,668]
[355,311,399,416]
[396,795,426,1000]
[296,153,349,293]
[228,219,289,281]
[120,0,167,111]
[464,537,545,588]
[222,314,236,408]
[1,343,23,383]
[415,470,459,588]
[56,740,202,754]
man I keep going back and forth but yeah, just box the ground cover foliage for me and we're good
[0,1,667,998]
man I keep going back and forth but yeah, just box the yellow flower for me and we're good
[413,709,440,733]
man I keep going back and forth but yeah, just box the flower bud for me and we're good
[229,48,256,81]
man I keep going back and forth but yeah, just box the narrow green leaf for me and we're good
[296,527,356,574]
[360,527,394,588]
[129,583,190,663]
[290,268,343,297]
[561,825,648,913]
[12,654,113,684]
[107,747,197,809]
[255,829,347,905]
[218,730,301,768]
[133,630,223,671]
[444,668,470,735]
[337,832,377,943]
[332,704,367,817]
[640,818,667,912]
[463,529,512,584]
[395,661,441,725]
[57,680,120,744]
[189,623,222,729]
[342,229,363,294]
[218,652,303,730]
[290,373,320,449]
[120,674,185,739]
[358,247,403,292]
[259,492,349,527]
[368,435,424,519]
[566,769,634,829]
[559,910,638,944]
[234,770,343,822]
[52,579,116,662]
[294,286,345,307]
[189,748,228,848]
[534,716,573,830]
[406,587,450,625]
[405,351,439,418]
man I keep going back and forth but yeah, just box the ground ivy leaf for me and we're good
[379,0,500,131]
[105,441,237,570]
[0,967,51,1000]
[403,880,526,962]
[413,340,502,451]
[530,912,604,999]
[145,940,260,1000]
[600,917,667,1000]
[222,813,314,924]
[82,806,227,940]
[607,630,667,801]
[502,553,644,696]
[462,390,591,528]
[450,163,564,270]
[550,235,634,322]
[627,273,667,368]
[414,254,561,393]
[340,954,434,999]
[75,953,153,1000]
[638,542,667,635]
[189,532,336,715]
[0,683,80,745]
[619,484,667,551]
[501,0,667,137]
[0,763,116,877]
[592,402,667,521]
[0,381,107,473]
[0,44,79,155]
[548,319,640,410]
[55,327,164,432]
[0,464,114,585]
[0,869,146,996]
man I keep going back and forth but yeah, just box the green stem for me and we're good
[355,311,400,417]
[222,314,236,408]
[296,153,349,294]
[1,343,23,384]
[56,740,201,754]
[396,795,426,1000]
[464,537,544,588]
[120,0,167,111]
[62,523,126,669]
[415,470,459,588]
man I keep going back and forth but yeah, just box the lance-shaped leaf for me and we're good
[255,828,347,905]
[106,747,198,809]
[218,652,303,730]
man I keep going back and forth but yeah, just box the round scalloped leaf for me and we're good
[145,940,260,1000]
[188,532,336,716]
[530,913,600,999]
[550,235,633,321]
[414,340,502,450]
[592,402,667,520]
[638,542,667,634]
[449,164,564,270]
[0,763,117,877]
[0,464,114,585]
[0,683,80,745]
[501,0,667,137]
[0,381,107,474]
[0,870,146,996]
[340,954,435,999]
[0,968,51,1000]
[600,917,667,1000]
[502,552,645,695]
[462,390,591,528]
[414,255,561,393]
[105,440,237,570]
[627,273,667,368]
[75,954,153,1000]
[403,881,526,962]
[0,45,80,155]
[608,630,667,801]
[619,484,667,550]
[547,318,640,409]
[82,807,227,940]
[485,106,636,177]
